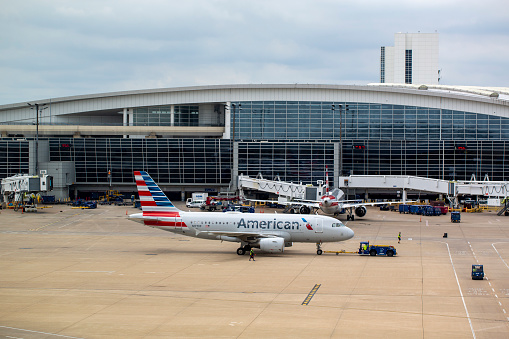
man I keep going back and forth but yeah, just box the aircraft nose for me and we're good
[345,227,354,240]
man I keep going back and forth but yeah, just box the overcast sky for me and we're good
[1,0,508,105]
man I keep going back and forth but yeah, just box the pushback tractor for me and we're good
[324,241,397,257]
[472,264,484,280]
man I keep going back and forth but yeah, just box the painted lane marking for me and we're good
[492,243,509,270]
[302,284,321,306]
[30,212,84,231]
[0,326,84,339]
[445,243,476,339]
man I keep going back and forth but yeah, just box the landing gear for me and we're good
[236,244,252,255]
[346,208,355,221]
[316,242,323,255]
[299,206,311,214]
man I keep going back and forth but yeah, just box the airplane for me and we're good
[128,171,354,255]
[251,167,401,221]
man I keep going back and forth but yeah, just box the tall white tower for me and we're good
[380,33,439,85]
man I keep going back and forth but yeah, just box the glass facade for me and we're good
[49,138,232,185]
[2,95,508,192]
[341,140,508,181]
[0,140,29,178]
[405,50,412,84]
[238,142,335,186]
[233,102,509,142]
[232,101,509,182]
[380,47,385,83]
[133,105,199,126]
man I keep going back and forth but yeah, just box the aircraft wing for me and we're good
[245,199,320,209]
[286,201,320,208]
[341,200,413,208]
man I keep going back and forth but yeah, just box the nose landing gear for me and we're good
[316,242,323,255]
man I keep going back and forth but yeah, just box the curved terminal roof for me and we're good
[1,83,508,116]
[368,83,509,100]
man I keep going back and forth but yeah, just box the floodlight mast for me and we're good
[27,102,47,175]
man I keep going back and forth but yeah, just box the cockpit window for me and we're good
[332,222,345,227]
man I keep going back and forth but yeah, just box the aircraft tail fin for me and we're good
[134,171,181,215]
[325,165,329,194]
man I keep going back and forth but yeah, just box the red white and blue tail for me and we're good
[134,171,181,216]
[325,165,329,194]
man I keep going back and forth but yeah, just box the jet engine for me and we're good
[259,237,285,253]
[299,205,311,214]
[355,206,367,217]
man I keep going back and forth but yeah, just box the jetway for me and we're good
[238,174,324,201]
[1,172,54,210]
[338,175,509,206]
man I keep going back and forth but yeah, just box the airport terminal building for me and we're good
[1,83,508,200]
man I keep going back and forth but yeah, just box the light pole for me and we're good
[28,102,47,175]
[332,104,349,176]
[231,103,241,141]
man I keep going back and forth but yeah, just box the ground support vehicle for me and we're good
[324,241,396,257]
[186,192,208,208]
[99,190,124,203]
[399,204,410,213]
[222,205,255,213]
[200,196,239,211]
[451,211,461,223]
[70,199,97,209]
[409,205,423,215]
[472,264,484,280]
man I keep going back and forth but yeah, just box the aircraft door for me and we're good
[314,217,323,233]
[174,216,184,232]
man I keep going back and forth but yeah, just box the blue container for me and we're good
[399,204,410,213]
[409,205,422,214]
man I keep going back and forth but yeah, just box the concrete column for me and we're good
[170,105,175,126]
[123,108,127,138]
[232,141,238,191]
[223,102,231,139]
[333,142,340,188]
[402,189,407,203]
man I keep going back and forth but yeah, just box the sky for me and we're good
[1,0,508,105]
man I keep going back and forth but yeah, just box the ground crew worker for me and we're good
[249,248,255,261]
[398,232,401,243]
[362,243,367,252]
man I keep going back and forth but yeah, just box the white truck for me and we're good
[186,192,208,208]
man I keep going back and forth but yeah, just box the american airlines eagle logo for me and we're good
[303,218,313,230]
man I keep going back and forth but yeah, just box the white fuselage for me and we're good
[129,211,354,244]
[319,195,343,215]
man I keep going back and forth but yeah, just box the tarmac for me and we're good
[0,203,508,338]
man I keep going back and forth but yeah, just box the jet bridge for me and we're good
[338,175,509,206]
[1,172,54,210]
[238,174,323,201]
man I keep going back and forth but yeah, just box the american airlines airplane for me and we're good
[267,167,395,221]
[128,171,354,255]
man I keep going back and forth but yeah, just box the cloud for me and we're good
[0,0,508,104]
